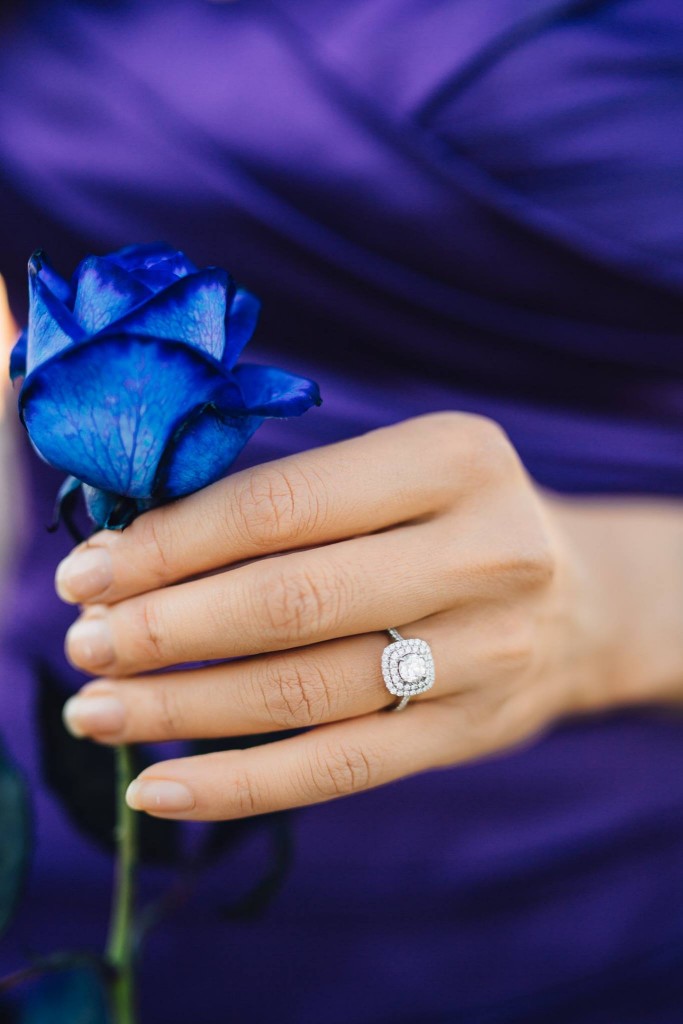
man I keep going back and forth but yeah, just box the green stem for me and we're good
[106,745,138,1024]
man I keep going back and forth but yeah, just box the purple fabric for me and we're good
[1,1,683,1020]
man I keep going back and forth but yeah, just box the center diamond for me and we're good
[398,654,427,684]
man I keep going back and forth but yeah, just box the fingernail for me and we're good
[56,548,113,603]
[126,779,195,814]
[66,616,115,669]
[62,693,125,738]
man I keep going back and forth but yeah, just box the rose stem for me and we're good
[106,744,139,1024]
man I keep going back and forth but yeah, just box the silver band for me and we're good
[381,628,435,711]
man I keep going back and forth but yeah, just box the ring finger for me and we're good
[62,606,512,744]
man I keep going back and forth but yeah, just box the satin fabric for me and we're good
[1,1,683,1021]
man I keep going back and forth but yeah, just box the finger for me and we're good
[61,601,539,744]
[62,623,435,742]
[123,683,544,820]
[63,634,393,742]
[65,520,454,675]
[54,413,502,606]
[123,702,462,820]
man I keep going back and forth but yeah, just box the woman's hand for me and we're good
[55,413,683,819]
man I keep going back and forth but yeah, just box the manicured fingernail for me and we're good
[66,615,115,669]
[56,548,113,603]
[126,779,195,814]
[62,693,125,738]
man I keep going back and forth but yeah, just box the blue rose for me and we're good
[10,243,321,529]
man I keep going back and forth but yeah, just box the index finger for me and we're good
[54,413,466,606]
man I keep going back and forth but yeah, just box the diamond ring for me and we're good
[381,628,435,711]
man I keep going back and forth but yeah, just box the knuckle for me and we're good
[491,611,536,673]
[436,542,515,598]
[450,690,531,759]
[233,464,326,551]
[474,425,517,476]
[413,411,472,468]
[136,597,168,663]
[261,566,347,644]
[126,511,174,584]
[440,524,557,602]
[506,510,557,590]
[258,657,332,727]
[499,690,548,743]
[460,415,518,482]
[229,766,261,817]
[412,410,468,438]
[481,690,544,754]
[454,691,496,740]
[308,743,375,800]
[508,544,556,589]
[449,520,556,597]
[413,412,518,486]
[154,685,183,738]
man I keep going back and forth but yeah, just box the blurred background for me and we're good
[0,278,19,583]
[1,3,683,1023]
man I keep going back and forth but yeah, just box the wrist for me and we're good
[546,492,683,714]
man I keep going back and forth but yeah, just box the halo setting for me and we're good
[381,635,435,709]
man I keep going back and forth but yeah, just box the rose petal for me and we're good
[27,256,86,374]
[82,484,145,530]
[32,251,74,307]
[129,252,199,291]
[9,330,27,381]
[233,363,322,416]
[154,405,261,500]
[107,243,199,290]
[223,288,261,369]
[106,242,181,271]
[48,474,84,540]
[103,268,232,360]
[72,256,152,334]
[20,334,242,498]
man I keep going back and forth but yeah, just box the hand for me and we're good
[55,413,676,820]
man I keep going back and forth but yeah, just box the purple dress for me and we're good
[1,1,683,1020]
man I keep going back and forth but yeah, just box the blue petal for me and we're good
[27,256,85,374]
[50,474,82,524]
[9,330,26,381]
[32,250,74,307]
[48,475,84,541]
[107,242,181,271]
[82,484,145,530]
[72,256,151,334]
[104,269,232,360]
[223,288,261,369]
[20,334,242,499]
[83,485,125,529]
[155,405,262,499]
[234,363,322,416]
[129,252,200,291]
[107,243,198,291]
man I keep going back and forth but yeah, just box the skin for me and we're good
[55,412,683,820]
